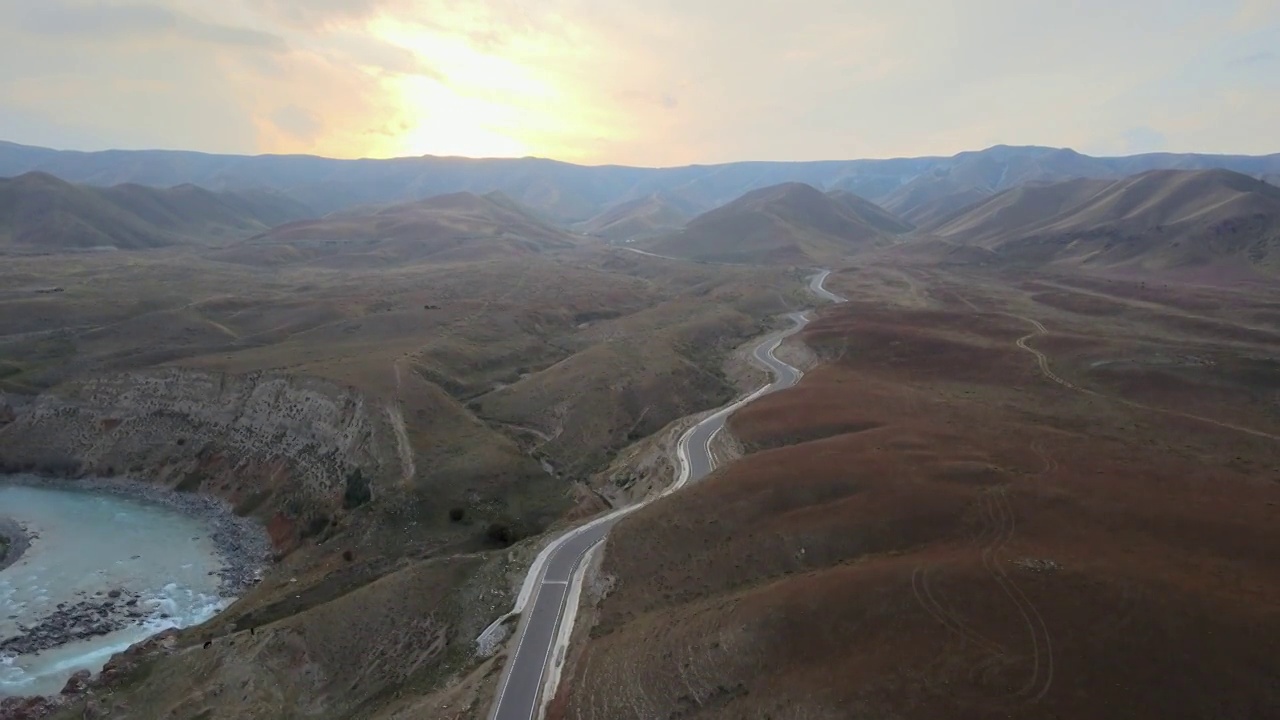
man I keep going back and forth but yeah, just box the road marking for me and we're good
[543,580,569,585]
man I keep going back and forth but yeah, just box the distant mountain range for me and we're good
[3,140,1278,229]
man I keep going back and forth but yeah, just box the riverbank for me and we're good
[0,475,269,596]
[0,516,29,572]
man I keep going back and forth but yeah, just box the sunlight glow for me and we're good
[369,17,556,158]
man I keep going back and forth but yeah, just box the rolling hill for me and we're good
[825,189,915,233]
[0,172,312,252]
[929,169,1280,278]
[638,183,900,264]
[4,140,1279,224]
[214,190,585,267]
[575,193,701,241]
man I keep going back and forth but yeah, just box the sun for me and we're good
[370,17,552,159]
[389,75,532,158]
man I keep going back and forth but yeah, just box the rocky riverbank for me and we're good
[0,475,270,596]
[0,516,28,572]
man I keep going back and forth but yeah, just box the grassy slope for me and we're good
[553,260,1280,720]
[7,243,808,720]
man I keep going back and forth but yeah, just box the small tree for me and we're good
[449,507,466,522]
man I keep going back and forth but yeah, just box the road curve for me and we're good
[488,271,844,720]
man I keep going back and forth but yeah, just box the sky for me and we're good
[0,0,1277,166]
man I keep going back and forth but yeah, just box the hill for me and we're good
[575,193,699,241]
[0,172,313,253]
[930,169,1280,279]
[638,183,897,264]
[215,191,585,267]
[553,268,1280,719]
[4,140,1279,223]
[825,189,915,233]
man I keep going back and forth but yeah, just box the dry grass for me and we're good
[554,259,1280,720]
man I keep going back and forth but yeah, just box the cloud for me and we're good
[0,0,1277,163]
[270,105,322,143]
[1228,51,1277,67]
[9,1,286,50]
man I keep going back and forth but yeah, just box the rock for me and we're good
[107,590,121,599]
[60,669,91,695]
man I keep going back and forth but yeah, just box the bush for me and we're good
[343,469,371,509]
[302,514,330,539]
[449,507,466,522]
[486,522,515,546]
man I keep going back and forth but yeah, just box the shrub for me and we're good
[343,469,372,509]
[449,507,466,522]
[486,522,515,545]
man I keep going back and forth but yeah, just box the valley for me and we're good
[0,142,1277,720]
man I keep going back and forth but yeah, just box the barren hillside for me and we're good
[215,191,584,267]
[575,193,699,241]
[552,262,1280,720]
[929,169,1280,279]
[639,183,897,264]
[0,172,313,252]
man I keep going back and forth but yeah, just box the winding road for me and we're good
[487,270,845,720]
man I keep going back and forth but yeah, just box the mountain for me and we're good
[215,191,583,267]
[639,183,897,264]
[0,172,313,252]
[824,189,914,234]
[4,140,1279,224]
[929,169,1280,278]
[575,193,701,241]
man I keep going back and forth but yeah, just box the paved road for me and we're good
[488,272,842,720]
[809,268,847,303]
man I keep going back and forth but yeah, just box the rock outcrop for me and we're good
[0,369,404,548]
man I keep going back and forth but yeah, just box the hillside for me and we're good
[552,265,1280,720]
[638,183,897,264]
[825,189,915,233]
[4,140,1279,223]
[930,169,1280,279]
[0,172,314,253]
[575,193,699,241]
[215,191,585,267]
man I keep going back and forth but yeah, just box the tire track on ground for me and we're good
[952,288,1279,441]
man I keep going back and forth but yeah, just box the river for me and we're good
[0,482,237,697]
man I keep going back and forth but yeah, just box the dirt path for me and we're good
[1006,313,1280,441]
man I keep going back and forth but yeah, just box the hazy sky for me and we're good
[0,0,1277,165]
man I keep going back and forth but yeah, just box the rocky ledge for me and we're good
[2,589,153,656]
[0,516,29,572]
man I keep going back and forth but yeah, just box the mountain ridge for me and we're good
[4,141,1278,225]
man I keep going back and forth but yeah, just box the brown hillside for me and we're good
[0,172,177,251]
[932,169,1280,279]
[553,266,1280,720]
[0,172,313,253]
[825,189,914,233]
[639,182,894,264]
[575,193,697,241]
[218,191,583,267]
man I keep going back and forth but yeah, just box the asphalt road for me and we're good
[488,272,840,720]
